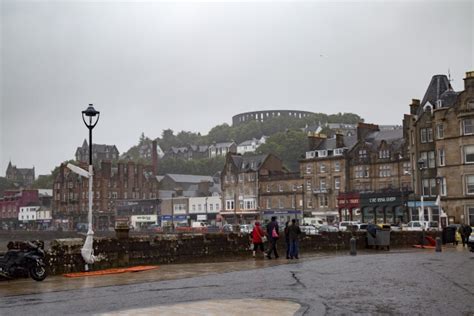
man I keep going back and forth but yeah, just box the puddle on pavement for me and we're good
[99,298,301,316]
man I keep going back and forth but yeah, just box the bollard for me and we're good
[435,237,442,252]
[350,237,357,256]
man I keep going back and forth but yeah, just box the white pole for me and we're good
[81,165,95,268]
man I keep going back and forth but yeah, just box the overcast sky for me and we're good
[1,0,473,176]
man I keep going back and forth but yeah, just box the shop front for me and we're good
[262,209,302,225]
[130,214,158,230]
[338,191,410,224]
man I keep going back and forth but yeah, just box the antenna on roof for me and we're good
[448,68,453,89]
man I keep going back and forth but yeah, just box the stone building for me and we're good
[5,161,35,187]
[221,153,286,223]
[299,123,412,224]
[406,71,474,225]
[258,172,304,224]
[53,161,159,230]
[299,132,357,223]
[75,139,119,163]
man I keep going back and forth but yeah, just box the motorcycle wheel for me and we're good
[29,262,47,281]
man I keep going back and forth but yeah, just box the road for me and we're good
[0,247,473,315]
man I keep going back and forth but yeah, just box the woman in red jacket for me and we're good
[251,222,266,257]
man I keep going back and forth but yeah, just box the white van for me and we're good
[302,217,326,227]
[406,221,438,231]
[191,221,208,228]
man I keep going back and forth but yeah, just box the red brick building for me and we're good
[53,160,159,230]
[0,190,39,228]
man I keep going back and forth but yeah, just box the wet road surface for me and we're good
[0,247,473,315]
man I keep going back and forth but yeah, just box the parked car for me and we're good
[239,224,254,234]
[468,229,474,252]
[300,225,319,235]
[405,221,439,231]
[222,224,234,233]
[338,221,360,231]
[318,225,339,233]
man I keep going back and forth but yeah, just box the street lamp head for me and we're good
[417,159,425,170]
[82,104,100,117]
[82,104,100,129]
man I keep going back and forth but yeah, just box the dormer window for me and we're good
[318,150,327,158]
[379,150,390,159]
[334,148,344,156]
[436,100,443,109]
[359,149,367,159]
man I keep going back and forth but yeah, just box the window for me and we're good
[320,178,326,190]
[379,150,390,159]
[463,119,474,135]
[428,151,435,168]
[266,184,271,192]
[209,204,213,211]
[266,198,271,209]
[216,203,219,211]
[438,148,446,166]
[334,161,341,172]
[225,200,235,210]
[468,206,474,225]
[278,184,283,192]
[359,149,367,159]
[427,128,433,142]
[198,204,202,211]
[436,124,444,139]
[238,174,244,182]
[421,129,427,143]
[420,152,428,167]
[403,162,411,175]
[320,164,326,173]
[306,180,312,191]
[464,145,474,164]
[192,204,196,211]
[278,198,284,209]
[306,164,312,174]
[466,175,474,195]
[291,196,296,208]
[245,199,255,210]
[422,178,437,196]
[334,148,344,156]
[379,165,391,177]
[334,177,341,190]
[439,177,447,196]
[307,199,313,208]
[319,195,328,207]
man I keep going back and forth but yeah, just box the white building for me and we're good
[237,136,267,155]
[188,195,221,222]
[209,142,237,158]
[18,205,40,222]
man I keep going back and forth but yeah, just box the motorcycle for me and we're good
[0,241,48,281]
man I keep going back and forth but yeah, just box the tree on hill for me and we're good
[0,177,17,197]
[256,130,308,171]
[31,159,77,189]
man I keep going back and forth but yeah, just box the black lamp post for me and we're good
[79,104,100,269]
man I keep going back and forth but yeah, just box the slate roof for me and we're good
[210,142,235,149]
[230,154,269,172]
[166,174,214,184]
[315,135,358,151]
[419,74,452,115]
[439,89,460,108]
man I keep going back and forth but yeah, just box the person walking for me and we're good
[459,224,467,247]
[266,216,280,259]
[462,224,472,247]
[288,219,302,259]
[251,222,265,257]
[284,220,291,259]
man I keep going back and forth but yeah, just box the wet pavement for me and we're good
[0,246,473,315]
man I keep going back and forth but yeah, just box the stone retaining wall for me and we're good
[41,231,439,275]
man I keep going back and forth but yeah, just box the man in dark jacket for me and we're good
[288,219,302,259]
[266,216,280,259]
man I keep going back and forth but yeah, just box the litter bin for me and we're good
[366,225,390,250]
[442,226,457,245]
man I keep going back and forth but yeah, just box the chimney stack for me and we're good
[464,71,474,92]
[307,132,327,151]
[357,123,379,141]
[409,99,420,115]
[152,140,158,176]
[335,132,345,148]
